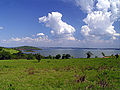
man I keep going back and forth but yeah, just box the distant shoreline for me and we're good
[4,46,120,50]
[39,47,120,50]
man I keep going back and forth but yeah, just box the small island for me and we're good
[12,46,42,52]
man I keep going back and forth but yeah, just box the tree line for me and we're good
[0,49,72,62]
[0,47,119,62]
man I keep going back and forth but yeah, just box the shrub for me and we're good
[55,54,61,59]
[65,54,71,59]
[0,50,12,60]
[62,54,66,59]
[86,51,93,58]
[62,54,71,59]
[102,52,105,57]
[95,56,98,58]
[27,54,35,60]
[35,54,41,62]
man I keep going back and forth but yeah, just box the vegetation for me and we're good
[55,54,61,59]
[34,54,42,62]
[86,51,93,58]
[102,52,106,57]
[62,54,71,59]
[0,47,18,54]
[0,47,72,60]
[27,53,35,60]
[0,57,119,89]
[24,50,35,52]
[0,47,119,89]
[12,46,42,52]
[0,47,43,60]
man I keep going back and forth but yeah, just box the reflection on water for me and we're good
[24,48,120,58]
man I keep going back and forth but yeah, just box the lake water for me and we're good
[25,47,120,58]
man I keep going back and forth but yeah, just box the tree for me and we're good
[0,47,4,51]
[27,53,35,60]
[55,54,61,59]
[95,56,98,58]
[86,51,93,58]
[45,55,52,59]
[65,54,71,59]
[115,54,119,59]
[48,55,52,59]
[0,50,12,60]
[12,51,27,59]
[62,54,66,59]
[62,54,71,59]
[102,52,105,57]
[35,54,41,62]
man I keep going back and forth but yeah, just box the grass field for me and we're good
[0,58,119,90]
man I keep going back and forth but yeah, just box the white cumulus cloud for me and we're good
[61,0,120,42]
[81,11,120,39]
[4,33,51,43]
[75,0,95,13]
[39,12,76,40]
[96,0,111,12]
[37,33,45,36]
[76,0,120,40]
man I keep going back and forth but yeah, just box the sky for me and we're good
[0,0,120,48]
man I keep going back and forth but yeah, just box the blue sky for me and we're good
[0,0,120,48]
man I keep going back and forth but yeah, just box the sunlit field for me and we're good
[0,58,119,90]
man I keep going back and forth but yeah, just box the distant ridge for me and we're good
[0,46,18,54]
[40,47,120,50]
[12,46,42,50]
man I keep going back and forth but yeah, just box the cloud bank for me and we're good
[39,12,76,40]
[74,0,120,40]
[1,33,51,46]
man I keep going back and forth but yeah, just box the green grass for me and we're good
[1,48,18,54]
[0,58,119,90]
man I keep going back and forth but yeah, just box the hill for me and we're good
[12,46,42,51]
[0,47,18,54]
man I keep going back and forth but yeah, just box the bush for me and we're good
[27,54,35,60]
[86,51,93,58]
[12,51,27,59]
[45,55,53,59]
[35,54,41,62]
[95,56,98,58]
[0,50,12,60]
[62,54,71,59]
[102,52,105,57]
[65,54,71,59]
[62,54,66,59]
[55,54,61,59]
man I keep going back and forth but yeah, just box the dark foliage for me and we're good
[102,52,105,57]
[12,51,27,59]
[34,53,42,62]
[65,54,71,59]
[86,51,93,58]
[0,50,12,60]
[0,48,73,61]
[62,54,71,59]
[27,53,35,60]
[55,54,61,59]
[115,54,119,59]
[62,54,66,59]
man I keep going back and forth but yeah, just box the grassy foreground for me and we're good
[0,58,119,90]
